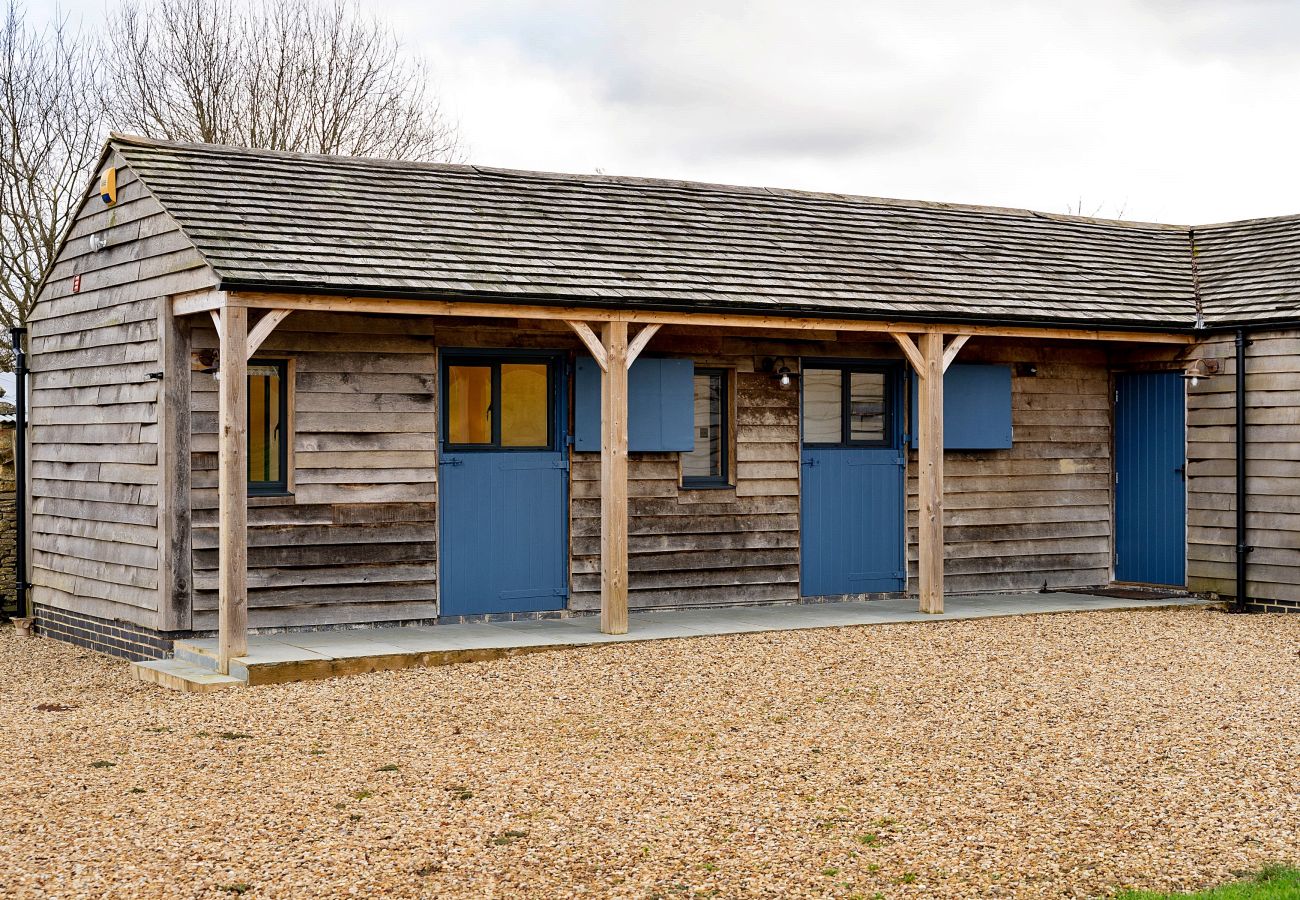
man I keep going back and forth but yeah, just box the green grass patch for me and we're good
[1116,866,1300,899]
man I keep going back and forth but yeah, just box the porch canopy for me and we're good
[107,135,1208,674]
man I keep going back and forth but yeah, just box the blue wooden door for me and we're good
[1114,372,1186,586]
[439,352,568,616]
[800,363,906,596]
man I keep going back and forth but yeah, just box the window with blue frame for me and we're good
[442,355,555,451]
[801,364,894,447]
[682,368,730,487]
[248,359,289,495]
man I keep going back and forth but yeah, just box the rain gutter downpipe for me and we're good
[1234,328,1250,613]
[9,326,27,621]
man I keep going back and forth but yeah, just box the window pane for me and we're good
[500,363,549,447]
[802,369,842,444]
[683,371,724,481]
[248,364,282,484]
[849,371,887,442]
[448,365,492,444]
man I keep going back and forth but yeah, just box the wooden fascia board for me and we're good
[185,289,1197,345]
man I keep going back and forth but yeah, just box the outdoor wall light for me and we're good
[761,356,797,388]
[1183,357,1221,387]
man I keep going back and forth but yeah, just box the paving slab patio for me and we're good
[140,591,1215,689]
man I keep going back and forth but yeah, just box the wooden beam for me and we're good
[942,334,971,372]
[566,320,608,371]
[892,332,925,372]
[625,323,662,369]
[209,309,221,333]
[917,332,945,615]
[216,304,249,674]
[173,288,228,316]
[246,309,293,359]
[221,290,1197,345]
[600,320,630,635]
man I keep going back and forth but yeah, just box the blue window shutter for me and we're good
[909,364,1013,450]
[574,357,602,451]
[573,357,695,452]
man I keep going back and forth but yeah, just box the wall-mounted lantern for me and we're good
[1183,357,1221,387]
[761,356,798,389]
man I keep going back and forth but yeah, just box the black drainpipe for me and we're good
[10,326,27,620]
[1234,329,1250,612]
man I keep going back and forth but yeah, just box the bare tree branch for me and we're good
[0,1,103,331]
[103,0,461,162]
[0,0,462,332]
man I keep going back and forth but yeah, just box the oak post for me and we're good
[918,332,945,614]
[217,304,249,673]
[600,320,630,635]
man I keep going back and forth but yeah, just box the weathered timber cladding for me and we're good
[570,333,1115,607]
[906,341,1114,593]
[571,354,802,611]
[1185,330,1300,607]
[188,311,439,629]
[27,154,215,628]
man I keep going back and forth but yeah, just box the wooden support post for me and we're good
[600,320,630,635]
[217,305,249,673]
[917,332,945,614]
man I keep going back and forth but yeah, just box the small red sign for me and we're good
[72,274,81,294]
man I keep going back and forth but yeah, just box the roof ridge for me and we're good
[110,133,1189,233]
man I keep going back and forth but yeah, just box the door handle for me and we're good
[1174,464,1186,480]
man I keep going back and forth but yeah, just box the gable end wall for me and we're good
[26,153,216,630]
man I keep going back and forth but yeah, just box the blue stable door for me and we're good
[438,351,569,615]
[800,363,907,597]
[1114,372,1187,586]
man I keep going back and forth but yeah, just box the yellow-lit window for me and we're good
[444,357,553,450]
[248,360,287,493]
[500,363,549,447]
[447,365,493,444]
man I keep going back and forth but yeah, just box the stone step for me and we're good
[172,640,219,671]
[130,658,244,692]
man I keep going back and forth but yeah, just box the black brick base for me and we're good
[34,605,174,661]
[1245,598,1300,614]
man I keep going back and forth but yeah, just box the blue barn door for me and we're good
[800,363,906,597]
[438,351,568,616]
[1114,372,1187,586]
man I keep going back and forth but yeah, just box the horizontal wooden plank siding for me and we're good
[188,311,439,629]
[27,153,216,627]
[570,351,801,611]
[906,341,1113,593]
[1186,329,1300,605]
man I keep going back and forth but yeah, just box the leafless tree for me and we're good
[104,0,461,161]
[0,2,103,332]
[0,0,460,333]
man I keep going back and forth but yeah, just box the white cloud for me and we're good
[44,0,1300,222]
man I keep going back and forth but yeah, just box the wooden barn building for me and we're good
[16,135,1300,673]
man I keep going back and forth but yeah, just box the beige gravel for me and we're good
[0,606,1296,899]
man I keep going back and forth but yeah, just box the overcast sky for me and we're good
[47,0,1300,224]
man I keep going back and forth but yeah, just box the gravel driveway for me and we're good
[0,606,1296,899]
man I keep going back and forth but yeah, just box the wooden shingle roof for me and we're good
[110,134,1296,332]
[1192,216,1300,327]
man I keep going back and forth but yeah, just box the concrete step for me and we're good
[130,658,244,692]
